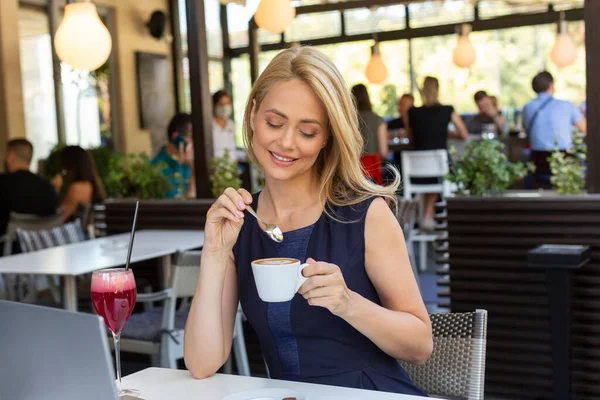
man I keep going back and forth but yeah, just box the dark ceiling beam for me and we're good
[230,7,583,57]
[18,1,46,12]
[295,0,409,15]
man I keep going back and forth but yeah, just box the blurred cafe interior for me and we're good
[0,0,599,399]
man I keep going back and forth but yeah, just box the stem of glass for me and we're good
[113,331,122,393]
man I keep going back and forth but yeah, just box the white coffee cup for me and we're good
[251,257,309,302]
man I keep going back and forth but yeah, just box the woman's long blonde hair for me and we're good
[243,46,400,215]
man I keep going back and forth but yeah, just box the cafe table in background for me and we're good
[0,230,204,311]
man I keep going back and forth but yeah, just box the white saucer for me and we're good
[221,388,306,400]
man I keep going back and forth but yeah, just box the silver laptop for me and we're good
[0,300,119,400]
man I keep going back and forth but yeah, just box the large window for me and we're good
[344,5,406,36]
[320,40,411,119]
[227,3,250,48]
[177,0,226,114]
[59,12,113,149]
[411,22,586,114]
[19,6,116,169]
[61,66,103,148]
[231,55,250,147]
[18,9,58,171]
[229,41,411,128]
[228,2,586,137]
[408,0,474,28]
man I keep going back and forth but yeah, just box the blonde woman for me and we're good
[184,46,431,396]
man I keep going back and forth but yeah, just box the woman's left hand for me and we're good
[298,258,354,318]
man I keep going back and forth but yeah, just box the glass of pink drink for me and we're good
[91,268,138,396]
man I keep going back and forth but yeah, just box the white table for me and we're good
[121,368,426,400]
[0,230,204,311]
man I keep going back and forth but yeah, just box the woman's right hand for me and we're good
[51,174,63,193]
[204,187,253,254]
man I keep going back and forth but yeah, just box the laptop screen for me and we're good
[0,300,118,400]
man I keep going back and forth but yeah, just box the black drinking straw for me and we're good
[124,201,140,271]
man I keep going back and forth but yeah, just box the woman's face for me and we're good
[251,79,329,183]
[214,95,233,119]
[217,95,232,108]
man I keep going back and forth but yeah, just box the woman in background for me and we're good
[405,76,468,231]
[212,90,244,162]
[52,145,105,222]
[351,84,388,159]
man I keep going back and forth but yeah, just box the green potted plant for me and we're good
[104,153,172,199]
[548,130,587,195]
[447,139,535,196]
[209,149,242,198]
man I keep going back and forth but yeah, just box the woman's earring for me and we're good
[322,141,327,147]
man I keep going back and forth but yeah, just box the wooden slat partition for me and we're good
[96,199,214,235]
[444,194,600,400]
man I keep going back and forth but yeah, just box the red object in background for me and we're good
[361,154,382,185]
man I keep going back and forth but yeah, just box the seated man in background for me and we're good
[465,90,506,135]
[0,138,59,237]
[151,113,196,198]
[387,93,414,131]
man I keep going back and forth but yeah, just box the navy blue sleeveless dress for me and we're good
[233,192,427,397]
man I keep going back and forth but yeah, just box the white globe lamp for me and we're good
[365,42,388,84]
[254,0,296,34]
[452,24,476,68]
[550,19,577,68]
[54,2,112,71]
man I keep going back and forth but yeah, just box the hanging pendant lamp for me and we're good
[452,24,476,68]
[365,41,388,84]
[550,12,577,68]
[254,0,296,34]
[54,1,112,71]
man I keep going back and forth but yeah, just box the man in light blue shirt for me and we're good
[522,71,586,151]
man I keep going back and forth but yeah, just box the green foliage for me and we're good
[43,145,170,199]
[209,149,242,198]
[374,84,398,118]
[42,144,65,180]
[88,146,117,183]
[549,131,587,195]
[89,61,110,83]
[447,139,535,196]
[104,153,172,200]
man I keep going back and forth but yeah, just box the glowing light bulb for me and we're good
[254,0,295,34]
[365,43,388,84]
[550,21,577,68]
[54,2,112,71]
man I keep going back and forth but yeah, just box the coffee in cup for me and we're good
[251,258,309,302]
[253,258,297,266]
